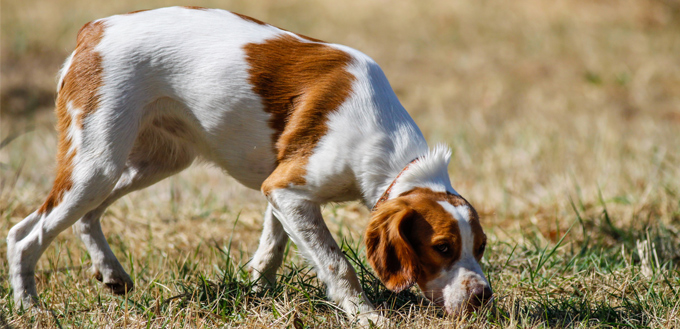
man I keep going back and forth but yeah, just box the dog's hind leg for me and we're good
[249,203,289,289]
[74,117,196,295]
[6,22,151,304]
[6,108,139,307]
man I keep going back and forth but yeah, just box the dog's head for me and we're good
[366,187,492,315]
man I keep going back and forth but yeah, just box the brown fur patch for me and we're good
[63,20,105,127]
[182,6,207,10]
[290,32,324,43]
[233,12,267,26]
[366,187,485,291]
[38,20,106,215]
[459,277,472,291]
[244,34,354,193]
[125,9,149,15]
[365,203,421,292]
[38,148,75,215]
[400,187,486,263]
[232,11,323,42]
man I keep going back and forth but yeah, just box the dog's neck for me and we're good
[371,157,420,211]
[346,60,457,208]
[362,144,458,209]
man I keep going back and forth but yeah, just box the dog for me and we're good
[7,6,492,323]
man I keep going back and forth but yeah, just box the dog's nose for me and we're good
[468,285,493,308]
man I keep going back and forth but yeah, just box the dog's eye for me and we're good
[477,240,487,256]
[434,244,450,254]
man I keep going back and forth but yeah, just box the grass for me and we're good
[0,205,677,328]
[1,0,680,327]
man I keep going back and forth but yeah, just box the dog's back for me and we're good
[56,6,422,193]
[8,7,426,310]
[8,8,490,323]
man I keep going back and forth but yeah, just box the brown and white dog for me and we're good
[7,7,492,323]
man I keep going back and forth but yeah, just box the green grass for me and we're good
[1,196,678,328]
[2,0,680,327]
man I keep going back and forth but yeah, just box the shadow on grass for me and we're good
[487,293,663,328]
[168,251,669,328]
[527,297,647,327]
[163,239,426,323]
[485,198,680,328]
[98,197,678,328]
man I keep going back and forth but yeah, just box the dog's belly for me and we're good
[200,103,279,190]
[207,140,277,191]
[139,96,278,191]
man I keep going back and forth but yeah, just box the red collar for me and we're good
[371,158,419,212]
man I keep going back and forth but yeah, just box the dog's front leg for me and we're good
[266,189,383,325]
[249,203,288,289]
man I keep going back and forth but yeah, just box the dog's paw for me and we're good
[250,280,274,293]
[12,293,40,311]
[248,267,277,293]
[90,267,134,295]
[355,311,392,328]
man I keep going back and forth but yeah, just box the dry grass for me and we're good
[2,0,680,328]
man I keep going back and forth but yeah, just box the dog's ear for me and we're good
[365,200,420,292]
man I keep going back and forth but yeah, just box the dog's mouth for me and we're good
[421,288,446,308]
[423,285,494,316]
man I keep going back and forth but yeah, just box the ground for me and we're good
[1,0,679,328]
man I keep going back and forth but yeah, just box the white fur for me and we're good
[386,144,458,202]
[428,202,491,314]
[7,7,472,324]
[56,52,74,93]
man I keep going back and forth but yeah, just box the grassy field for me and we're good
[2,0,680,327]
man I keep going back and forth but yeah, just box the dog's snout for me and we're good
[469,285,493,308]
[442,284,493,316]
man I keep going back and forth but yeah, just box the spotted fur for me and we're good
[7,7,491,323]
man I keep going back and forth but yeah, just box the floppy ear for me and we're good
[365,200,420,292]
